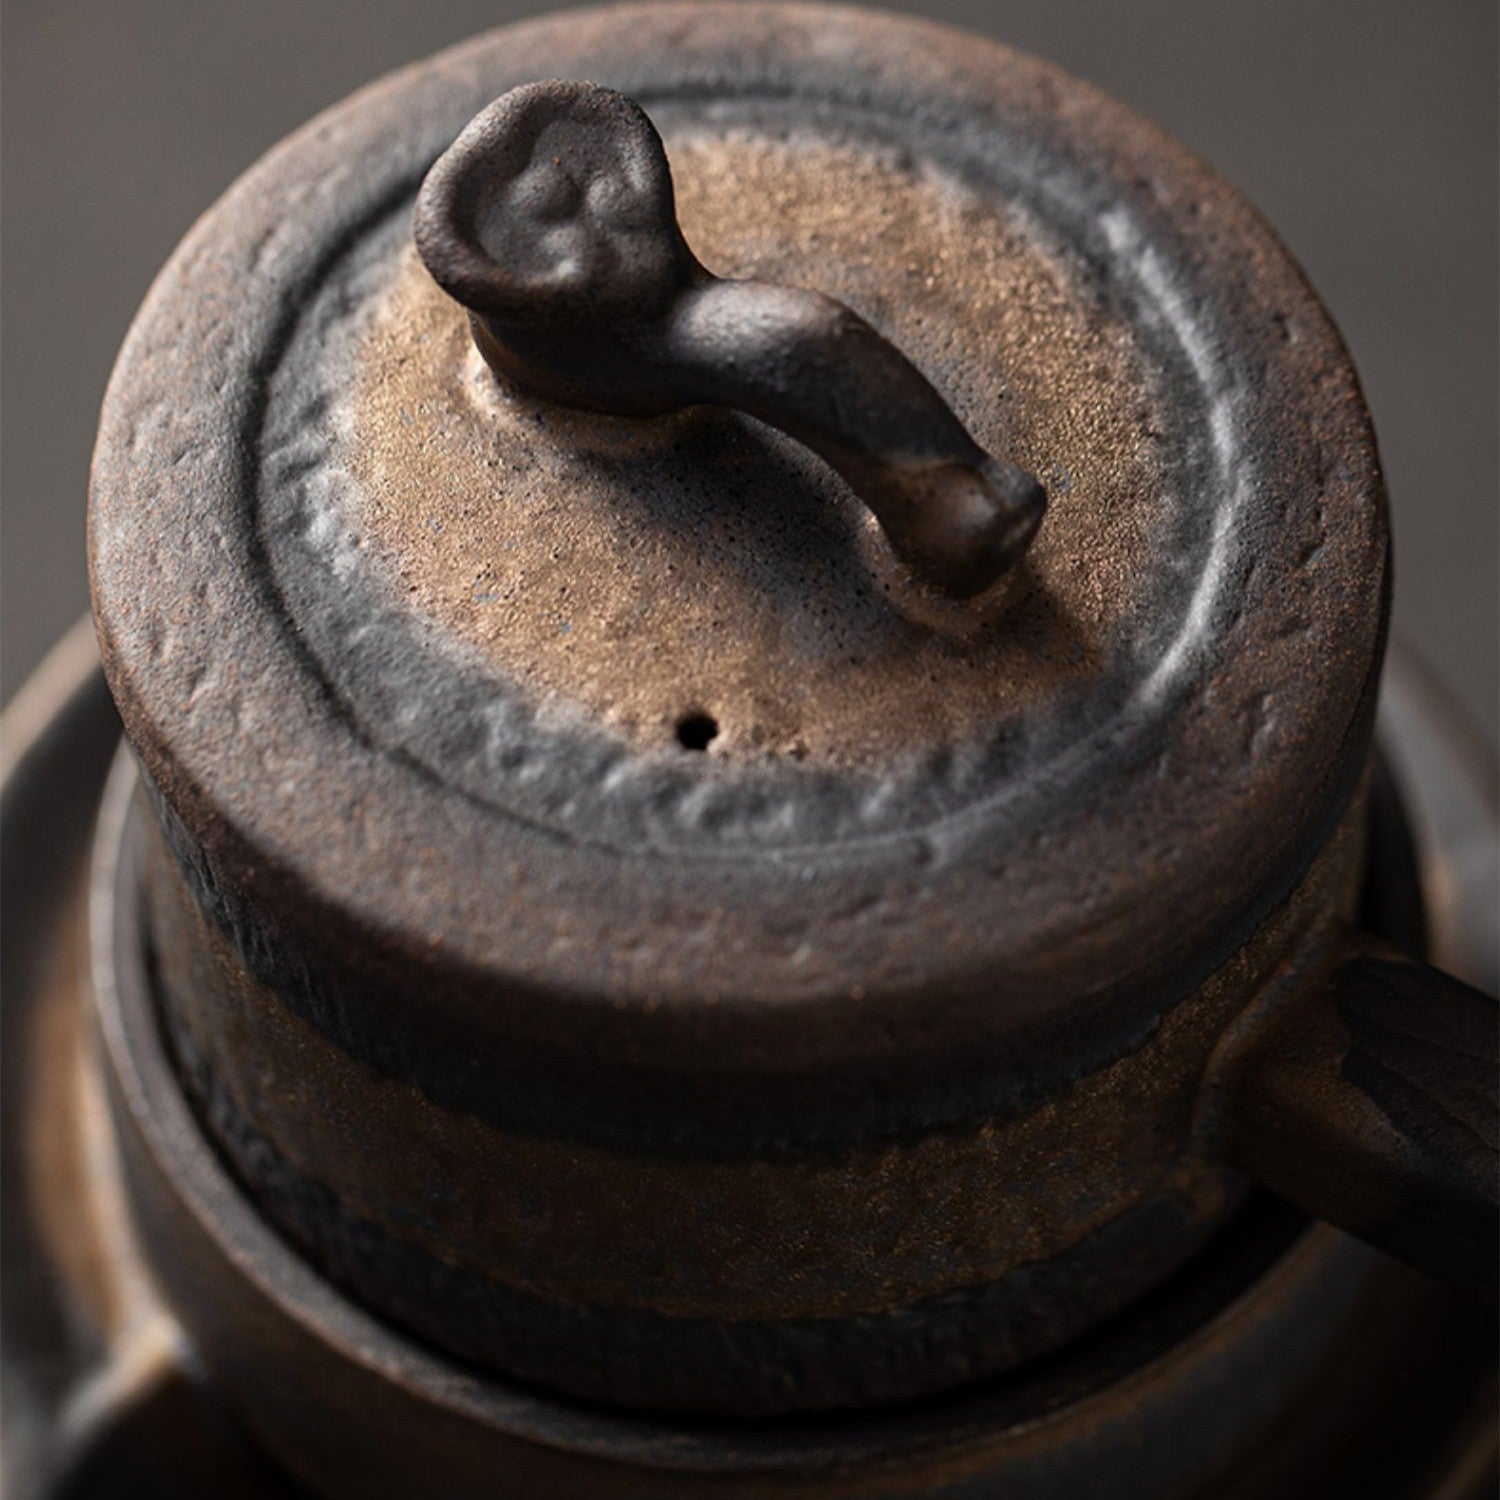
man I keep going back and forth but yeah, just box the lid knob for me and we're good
[414,80,1047,597]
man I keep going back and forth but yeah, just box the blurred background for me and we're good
[3,0,1495,743]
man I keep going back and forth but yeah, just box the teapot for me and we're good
[66,1,1495,1490]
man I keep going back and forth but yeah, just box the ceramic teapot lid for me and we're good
[89,1,1386,1134]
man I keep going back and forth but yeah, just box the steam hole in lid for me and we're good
[676,712,719,751]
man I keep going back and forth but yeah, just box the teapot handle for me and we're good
[1222,934,1497,1300]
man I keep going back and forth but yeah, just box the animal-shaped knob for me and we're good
[414,80,1046,597]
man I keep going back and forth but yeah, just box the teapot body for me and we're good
[136,782,1368,1412]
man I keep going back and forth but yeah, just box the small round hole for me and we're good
[675,712,718,751]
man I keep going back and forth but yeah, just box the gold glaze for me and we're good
[352,128,1167,766]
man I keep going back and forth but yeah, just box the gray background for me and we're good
[4,0,1495,741]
